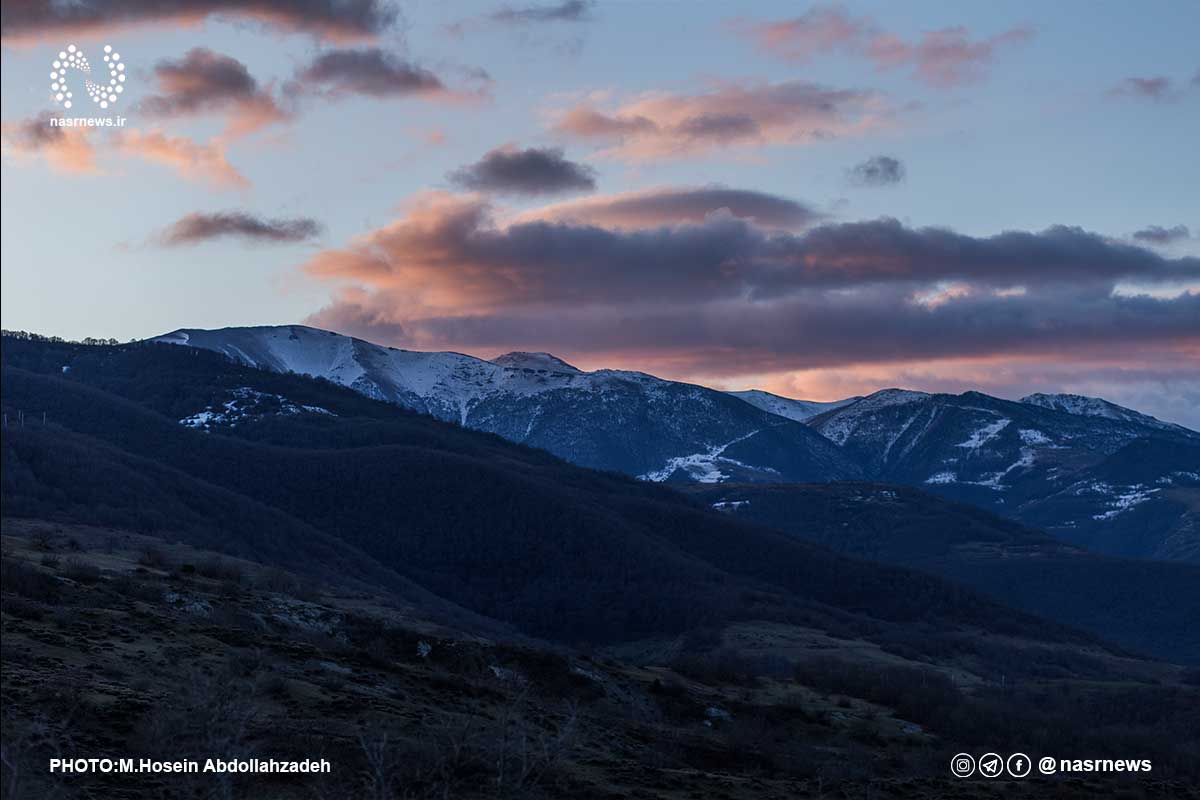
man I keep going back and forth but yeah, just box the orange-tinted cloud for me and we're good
[551,80,896,161]
[298,191,1200,396]
[113,130,249,188]
[3,113,248,189]
[1,113,99,174]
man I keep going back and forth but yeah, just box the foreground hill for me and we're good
[7,521,1198,799]
[691,483,1200,664]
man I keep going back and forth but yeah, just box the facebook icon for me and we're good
[1007,753,1032,778]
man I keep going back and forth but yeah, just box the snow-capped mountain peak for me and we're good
[149,324,1197,561]
[491,352,581,373]
[152,325,861,482]
[1020,392,1181,432]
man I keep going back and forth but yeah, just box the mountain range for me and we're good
[151,325,1199,563]
[6,332,1200,797]
[0,334,1090,652]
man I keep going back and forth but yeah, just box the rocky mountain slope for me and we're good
[145,325,1197,561]
[807,390,1200,561]
[152,326,860,483]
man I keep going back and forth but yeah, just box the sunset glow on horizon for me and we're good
[2,1,1197,425]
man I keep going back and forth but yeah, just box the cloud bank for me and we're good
[297,192,1200,397]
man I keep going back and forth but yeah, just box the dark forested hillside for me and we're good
[691,482,1200,663]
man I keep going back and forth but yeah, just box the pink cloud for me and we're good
[518,186,823,231]
[139,48,290,140]
[551,80,897,161]
[733,7,872,63]
[3,114,248,189]
[735,6,1034,88]
[113,130,249,188]
[296,191,1200,400]
[1,114,99,174]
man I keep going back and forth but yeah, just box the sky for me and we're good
[2,0,1198,427]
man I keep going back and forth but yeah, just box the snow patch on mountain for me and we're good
[972,447,1036,489]
[640,429,768,483]
[1091,486,1161,521]
[956,417,1011,450]
[153,325,860,483]
[180,387,333,431]
[1019,429,1051,445]
[1020,393,1180,432]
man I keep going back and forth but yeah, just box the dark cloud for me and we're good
[675,113,762,143]
[0,0,397,42]
[447,0,593,36]
[492,0,594,25]
[1133,225,1191,245]
[1106,76,1173,101]
[295,49,450,99]
[139,49,286,136]
[305,196,1200,305]
[848,155,905,186]
[526,186,823,231]
[299,193,1199,381]
[159,212,322,245]
[448,146,596,195]
[307,282,1200,389]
